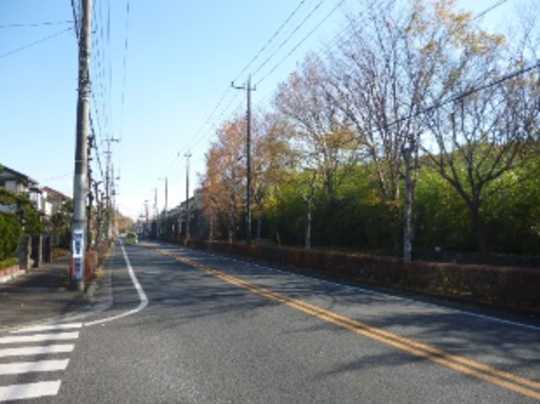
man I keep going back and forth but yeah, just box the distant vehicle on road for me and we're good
[125,232,138,245]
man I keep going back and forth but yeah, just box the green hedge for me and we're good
[0,257,18,270]
[0,213,21,261]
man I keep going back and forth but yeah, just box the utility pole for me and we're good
[70,0,92,291]
[158,177,168,238]
[164,177,168,237]
[144,199,149,238]
[93,181,102,244]
[111,164,118,237]
[231,75,256,245]
[165,177,168,213]
[86,134,94,249]
[184,152,191,242]
[153,187,158,239]
[104,137,119,239]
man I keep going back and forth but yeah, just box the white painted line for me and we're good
[0,332,79,345]
[0,344,74,358]
[11,323,82,334]
[85,240,148,327]
[196,248,540,333]
[0,381,61,401]
[0,359,69,375]
[267,261,540,332]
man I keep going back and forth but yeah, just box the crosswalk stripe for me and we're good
[0,344,74,359]
[0,332,79,345]
[0,359,69,376]
[11,323,82,334]
[0,381,61,401]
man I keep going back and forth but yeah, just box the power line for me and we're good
[473,0,510,21]
[384,59,540,131]
[187,1,311,152]
[175,0,323,164]
[118,0,131,142]
[70,0,81,39]
[252,0,327,77]
[233,0,310,83]
[0,20,73,29]
[0,27,73,60]
[256,0,347,86]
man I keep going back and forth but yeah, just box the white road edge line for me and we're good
[0,381,62,401]
[0,344,74,358]
[84,240,148,327]
[0,359,70,375]
[11,323,82,334]
[255,257,540,332]
[178,245,540,333]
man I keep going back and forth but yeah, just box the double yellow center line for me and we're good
[157,248,540,400]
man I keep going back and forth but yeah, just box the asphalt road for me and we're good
[1,241,539,403]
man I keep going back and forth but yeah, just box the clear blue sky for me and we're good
[0,0,516,219]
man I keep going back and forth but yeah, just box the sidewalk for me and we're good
[0,258,92,331]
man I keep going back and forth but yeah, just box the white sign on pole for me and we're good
[72,230,85,280]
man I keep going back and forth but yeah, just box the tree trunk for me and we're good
[469,204,488,257]
[305,201,312,250]
[209,214,215,241]
[228,210,234,244]
[256,216,262,241]
[402,155,416,263]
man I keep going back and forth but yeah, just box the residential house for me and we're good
[0,165,57,216]
[42,186,71,215]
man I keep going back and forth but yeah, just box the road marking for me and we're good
[0,381,61,401]
[0,344,74,359]
[84,240,148,327]
[0,359,69,375]
[179,246,540,333]
[262,263,540,332]
[11,323,82,334]
[0,332,79,345]
[170,251,540,401]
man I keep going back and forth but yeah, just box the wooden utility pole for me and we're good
[93,181,102,245]
[144,199,149,238]
[231,74,256,244]
[165,177,168,213]
[86,134,94,249]
[70,0,92,291]
[104,137,119,239]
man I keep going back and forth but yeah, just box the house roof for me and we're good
[42,186,71,201]
[0,164,38,186]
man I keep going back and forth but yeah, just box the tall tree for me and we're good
[424,50,539,254]
[275,55,359,248]
[328,0,494,260]
[251,113,294,241]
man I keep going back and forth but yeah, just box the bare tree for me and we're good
[275,54,359,199]
[251,113,294,241]
[202,118,246,243]
[424,54,539,255]
[328,0,462,260]
[326,0,509,260]
[274,55,359,248]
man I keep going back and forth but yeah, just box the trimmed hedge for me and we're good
[0,257,18,271]
[0,213,21,261]
[185,240,540,313]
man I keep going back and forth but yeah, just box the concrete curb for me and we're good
[0,267,26,284]
[0,247,116,333]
